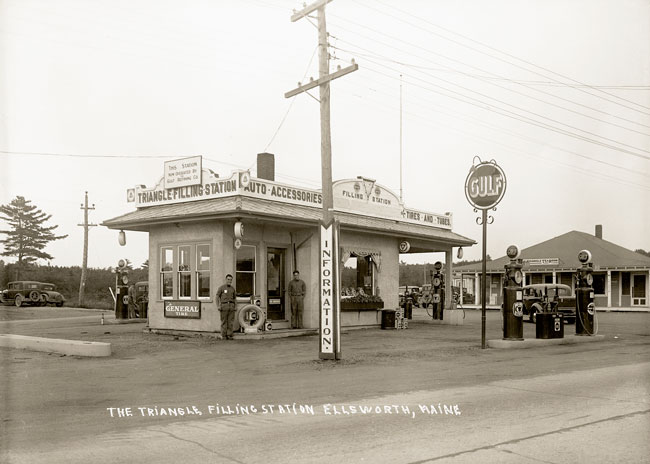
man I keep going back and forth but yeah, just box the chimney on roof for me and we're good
[257,153,275,181]
[595,224,602,239]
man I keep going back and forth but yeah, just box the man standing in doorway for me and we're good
[289,270,306,329]
[217,274,236,340]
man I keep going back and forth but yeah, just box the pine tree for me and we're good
[0,196,68,278]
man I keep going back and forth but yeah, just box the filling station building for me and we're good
[103,154,475,335]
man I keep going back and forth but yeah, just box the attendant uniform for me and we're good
[217,283,237,339]
[289,277,306,329]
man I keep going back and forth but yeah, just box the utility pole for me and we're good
[400,74,403,203]
[286,0,357,360]
[78,191,96,307]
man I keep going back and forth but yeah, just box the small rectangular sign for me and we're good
[164,300,201,318]
[269,298,281,305]
[522,258,560,266]
[164,156,202,189]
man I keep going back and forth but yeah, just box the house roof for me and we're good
[453,230,650,273]
[102,196,476,249]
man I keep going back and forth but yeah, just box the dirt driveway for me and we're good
[1,306,649,455]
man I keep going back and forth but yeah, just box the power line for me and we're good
[326,15,650,132]
[264,45,319,151]
[0,150,323,188]
[347,53,650,161]
[339,67,646,178]
[365,0,650,114]
[336,81,650,191]
[331,42,650,138]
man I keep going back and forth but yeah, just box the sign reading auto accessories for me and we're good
[464,161,507,210]
[164,300,201,318]
[131,165,451,230]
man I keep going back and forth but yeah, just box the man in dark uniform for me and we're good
[288,270,306,329]
[216,274,236,340]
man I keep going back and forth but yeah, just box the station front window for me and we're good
[342,254,375,296]
[178,245,191,299]
[236,245,256,298]
[161,247,174,299]
[159,242,211,300]
[196,244,211,299]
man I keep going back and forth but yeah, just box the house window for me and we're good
[178,246,192,299]
[161,247,174,299]
[592,273,606,295]
[196,244,211,298]
[236,245,256,298]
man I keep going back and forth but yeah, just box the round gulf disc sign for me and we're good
[399,241,410,253]
[465,161,507,210]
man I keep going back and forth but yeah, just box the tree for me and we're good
[0,196,68,278]
[635,249,650,258]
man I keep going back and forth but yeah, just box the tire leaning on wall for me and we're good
[237,304,265,331]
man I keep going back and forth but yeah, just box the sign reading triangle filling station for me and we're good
[127,158,453,231]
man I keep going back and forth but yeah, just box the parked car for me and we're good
[522,283,576,324]
[1,281,44,307]
[398,285,420,307]
[37,282,66,307]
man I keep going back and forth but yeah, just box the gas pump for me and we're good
[502,245,524,340]
[575,249,597,335]
[404,286,413,320]
[431,261,445,320]
[115,259,129,320]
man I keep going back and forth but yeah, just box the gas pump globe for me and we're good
[502,245,524,340]
[575,249,596,335]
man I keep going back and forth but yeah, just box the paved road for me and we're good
[4,362,649,463]
[1,308,649,463]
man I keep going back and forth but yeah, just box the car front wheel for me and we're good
[15,295,23,307]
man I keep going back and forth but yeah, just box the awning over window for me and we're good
[340,247,382,272]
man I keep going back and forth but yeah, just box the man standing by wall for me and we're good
[217,274,236,340]
[289,270,306,329]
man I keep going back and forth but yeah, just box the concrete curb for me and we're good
[0,333,111,357]
[487,334,605,349]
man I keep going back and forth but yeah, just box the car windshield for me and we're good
[528,286,570,298]
[550,287,571,297]
[42,285,54,291]
[26,283,39,289]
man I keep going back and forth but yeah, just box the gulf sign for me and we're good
[464,161,507,210]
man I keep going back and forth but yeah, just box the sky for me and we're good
[1,0,649,270]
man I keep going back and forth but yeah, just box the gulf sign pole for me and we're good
[464,157,507,349]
